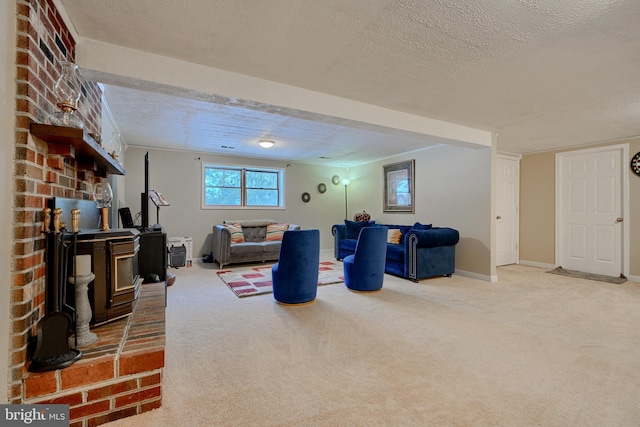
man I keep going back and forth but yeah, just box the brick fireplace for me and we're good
[9,0,165,424]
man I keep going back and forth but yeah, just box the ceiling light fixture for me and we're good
[259,140,274,148]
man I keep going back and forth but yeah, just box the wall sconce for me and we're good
[259,140,274,148]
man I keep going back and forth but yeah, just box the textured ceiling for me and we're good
[59,0,640,165]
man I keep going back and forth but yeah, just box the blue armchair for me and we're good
[343,227,388,291]
[272,229,320,304]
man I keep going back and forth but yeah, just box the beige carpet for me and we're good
[105,253,640,426]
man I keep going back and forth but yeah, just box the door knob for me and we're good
[616,217,623,223]
[496,216,502,220]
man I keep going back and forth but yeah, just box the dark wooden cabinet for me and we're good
[138,230,167,282]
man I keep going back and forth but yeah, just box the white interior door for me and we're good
[557,147,624,277]
[496,155,519,266]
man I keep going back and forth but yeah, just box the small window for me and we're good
[203,164,284,208]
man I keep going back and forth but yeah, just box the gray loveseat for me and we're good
[212,219,301,268]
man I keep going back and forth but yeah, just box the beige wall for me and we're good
[520,138,640,278]
[520,151,556,265]
[0,0,15,403]
[347,144,494,278]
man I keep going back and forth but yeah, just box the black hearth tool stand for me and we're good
[29,208,82,372]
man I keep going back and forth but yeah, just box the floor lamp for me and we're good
[342,179,351,219]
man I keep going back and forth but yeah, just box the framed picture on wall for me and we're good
[383,160,415,213]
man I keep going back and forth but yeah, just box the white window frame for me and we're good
[201,163,285,210]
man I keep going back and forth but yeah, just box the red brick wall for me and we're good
[11,0,103,403]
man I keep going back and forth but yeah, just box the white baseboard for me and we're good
[455,269,497,283]
[519,260,556,270]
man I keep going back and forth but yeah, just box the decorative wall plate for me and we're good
[301,192,311,203]
[317,183,326,193]
[631,151,640,176]
[332,175,341,185]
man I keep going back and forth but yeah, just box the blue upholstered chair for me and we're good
[343,227,388,291]
[272,229,320,304]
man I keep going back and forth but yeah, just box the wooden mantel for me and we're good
[30,123,125,176]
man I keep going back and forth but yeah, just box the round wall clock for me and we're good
[631,151,640,176]
[317,183,326,193]
[301,192,311,203]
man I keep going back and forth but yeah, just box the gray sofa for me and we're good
[212,219,300,268]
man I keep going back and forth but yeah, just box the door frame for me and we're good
[555,144,629,277]
[496,153,521,267]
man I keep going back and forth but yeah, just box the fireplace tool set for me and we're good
[29,207,86,372]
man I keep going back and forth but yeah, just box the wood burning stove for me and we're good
[71,230,142,325]
[48,197,143,326]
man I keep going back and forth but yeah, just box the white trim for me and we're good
[497,152,522,160]
[626,274,640,283]
[455,269,497,282]
[519,260,556,270]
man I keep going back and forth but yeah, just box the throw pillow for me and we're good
[387,228,402,244]
[344,219,373,239]
[265,223,289,241]
[226,223,245,243]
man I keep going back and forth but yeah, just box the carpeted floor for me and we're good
[105,251,640,426]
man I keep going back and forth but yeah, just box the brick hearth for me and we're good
[23,283,166,426]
